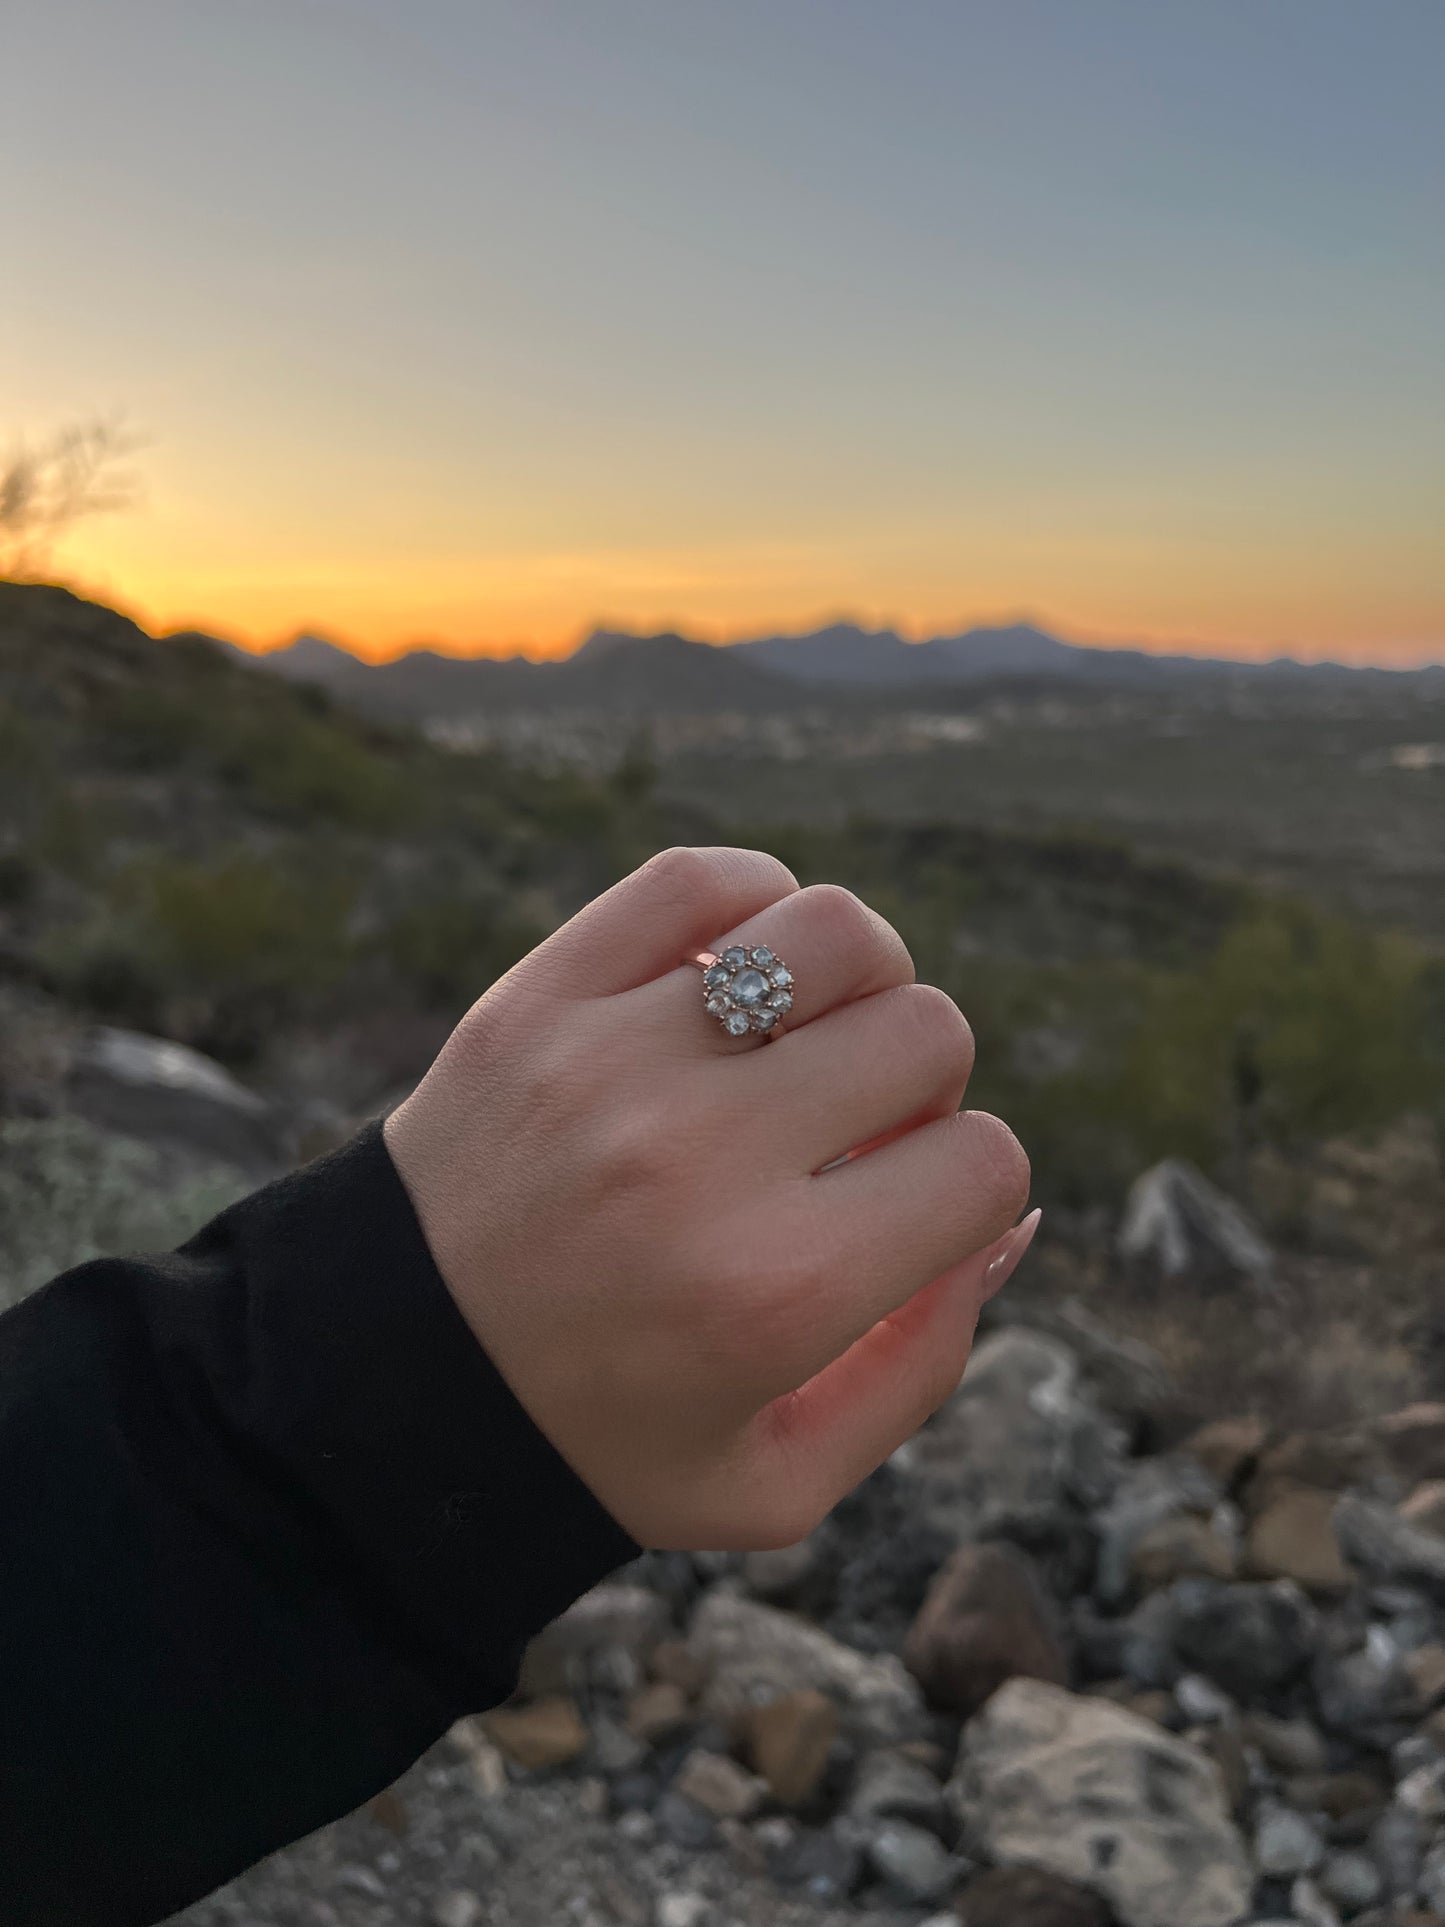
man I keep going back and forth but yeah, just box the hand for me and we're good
[383,846,1034,1552]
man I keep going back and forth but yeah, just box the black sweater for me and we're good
[0,1120,642,1926]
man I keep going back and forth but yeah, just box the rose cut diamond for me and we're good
[730,967,770,1007]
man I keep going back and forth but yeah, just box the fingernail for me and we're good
[984,1207,1042,1296]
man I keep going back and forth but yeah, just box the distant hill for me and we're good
[217,618,1443,725]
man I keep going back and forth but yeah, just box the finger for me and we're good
[748,1210,1042,1514]
[748,982,976,1175]
[745,1110,1031,1399]
[624,881,914,1052]
[534,845,799,997]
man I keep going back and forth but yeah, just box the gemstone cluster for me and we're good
[702,943,795,1038]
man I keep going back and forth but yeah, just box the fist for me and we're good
[384,846,1034,1551]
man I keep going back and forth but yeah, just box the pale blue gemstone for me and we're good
[769,964,793,987]
[724,1010,751,1036]
[769,989,793,1013]
[750,945,775,967]
[731,967,770,1007]
[754,1008,778,1029]
[722,946,748,968]
[704,964,729,988]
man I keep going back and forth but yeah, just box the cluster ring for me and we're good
[687,943,795,1041]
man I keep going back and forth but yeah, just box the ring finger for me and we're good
[624,881,916,1049]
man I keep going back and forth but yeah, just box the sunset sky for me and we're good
[6,0,1443,665]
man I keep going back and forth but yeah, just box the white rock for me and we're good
[1118,1158,1272,1282]
[952,1677,1252,1927]
[68,1025,276,1164]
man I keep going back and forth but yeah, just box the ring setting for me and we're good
[692,943,795,1039]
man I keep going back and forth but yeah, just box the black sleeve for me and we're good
[0,1119,642,1927]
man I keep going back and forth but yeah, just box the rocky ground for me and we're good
[6,1007,1445,1927]
[173,1314,1445,1927]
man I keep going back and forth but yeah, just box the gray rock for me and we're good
[1312,1633,1420,1744]
[1365,1801,1425,1895]
[586,1715,647,1776]
[904,1329,1126,1544]
[863,1819,959,1903]
[431,1894,482,1927]
[1395,1759,1445,1821]
[1174,1673,1235,1725]
[67,1025,278,1166]
[654,1895,710,1927]
[1254,1801,1326,1877]
[951,1677,1252,1927]
[522,1581,670,1696]
[653,1790,717,1851]
[1316,1848,1384,1912]
[1288,1877,1342,1927]
[1420,1837,1445,1914]
[847,1748,949,1836]
[740,1538,818,1603]
[1118,1157,1273,1284]
[1165,1577,1317,1699]
[1093,1456,1225,1608]
[766,1824,864,1903]
[1335,1497,1445,1598]
[687,1589,925,1747]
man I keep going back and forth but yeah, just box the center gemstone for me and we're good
[730,967,770,1007]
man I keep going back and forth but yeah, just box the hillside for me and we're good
[3,581,1441,1219]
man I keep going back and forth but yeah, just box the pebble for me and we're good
[1290,1876,1343,1927]
[863,1819,958,1903]
[653,1790,717,1851]
[671,1749,766,1820]
[1254,1802,1326,1877]
[654,1895,710,1927]
[431,1893,482,1927]
[1175,1672,1235,1724]
[1316,1848,1384,1912]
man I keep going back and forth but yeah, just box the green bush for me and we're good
[0,1116,248,1312]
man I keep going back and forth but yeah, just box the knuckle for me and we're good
[799,882,913,983]
[642,843,798,914]
[605,1115,677,1192]
[895,982,975,1083]
[959,1109,1033,1219]
[641,843,719,906]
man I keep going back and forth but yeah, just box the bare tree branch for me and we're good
[0,418,145,579]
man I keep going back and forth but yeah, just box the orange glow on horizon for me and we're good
[42,522,1445,672]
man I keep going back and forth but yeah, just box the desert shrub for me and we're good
[95,685,411,830]
[375,893,544,1009]
[0,1116,248,1311]
[43,851,358,1061]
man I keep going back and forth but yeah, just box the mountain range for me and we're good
[203,620,1443,722]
